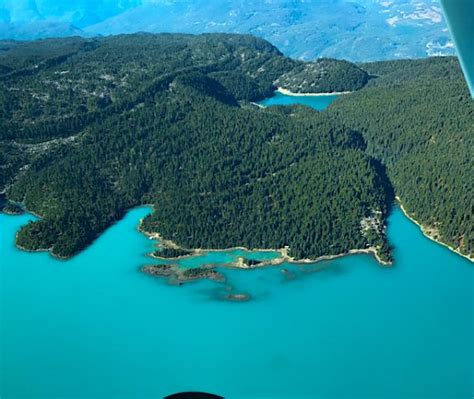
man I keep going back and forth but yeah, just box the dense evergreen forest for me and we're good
[275,59,368,93]
[0,33,391,261]
[329,57,473,257]
[0,33,471,262]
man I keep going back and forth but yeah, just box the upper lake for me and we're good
[1,92,473,399]
[258,91,340,110]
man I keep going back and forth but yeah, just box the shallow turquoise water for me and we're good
[258,92,340,110]
[1,207,473,399]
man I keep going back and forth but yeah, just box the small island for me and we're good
[142,262,253,302]
[142,264,226,284]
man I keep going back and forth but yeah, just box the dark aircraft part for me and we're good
[440,0,474,97]
[164,392,224,399]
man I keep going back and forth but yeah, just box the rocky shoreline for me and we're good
[396,198,473,263]
[139,217,393,273]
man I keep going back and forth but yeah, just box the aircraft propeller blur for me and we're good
[440,0,474,97]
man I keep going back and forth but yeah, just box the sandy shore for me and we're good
[281,247,392,267]
[153,243,391,269]
[276,87,352,97]
[396,197,473,263]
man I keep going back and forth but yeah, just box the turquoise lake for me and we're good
[1,93,473,398]
[258,92,340,110]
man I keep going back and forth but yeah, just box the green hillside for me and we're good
[330,57,473,257]
[1,34,472,262]
[275,59,369,93]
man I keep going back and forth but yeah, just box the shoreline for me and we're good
[10,209,68,260]
[281,247,392,268]
[276,87,352,97]
[9,204,156,261]
[396,197,473,263]
[14,239,66,259]
[15,201,471,268]
[14,228,70,261]
[140,220,392,269]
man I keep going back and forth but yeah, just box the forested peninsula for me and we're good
[0,33,472,263]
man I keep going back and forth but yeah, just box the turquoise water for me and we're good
[2,93,473,398]
[258,92,340,110]
[1,207,473,398]
[440,0,474,97]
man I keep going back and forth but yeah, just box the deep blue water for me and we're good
[1,93,473,398]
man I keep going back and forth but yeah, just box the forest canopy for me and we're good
[1,34,472,262]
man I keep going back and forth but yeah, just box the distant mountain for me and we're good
[0,0,139,40]
[0,21,85,41]
[0,0,140,24]
[0,0,455,61]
